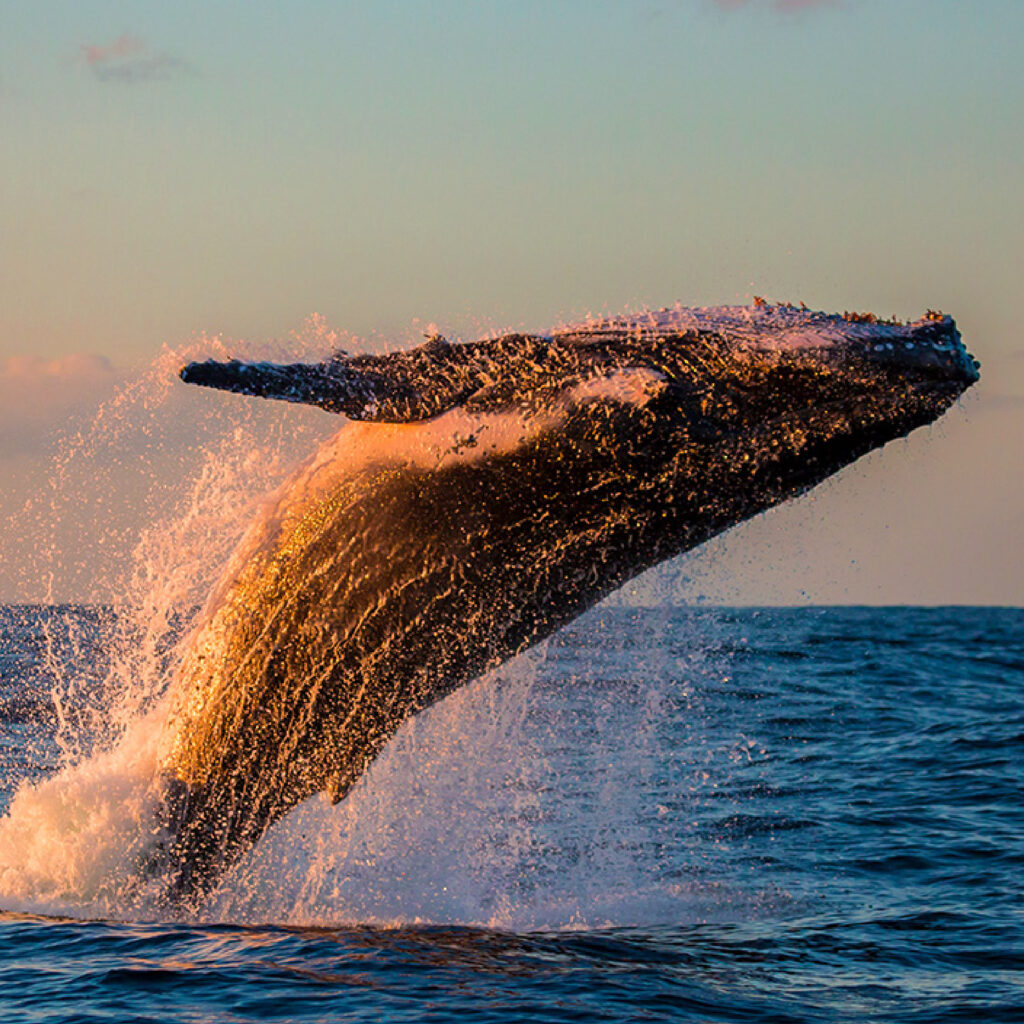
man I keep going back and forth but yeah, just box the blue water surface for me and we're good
[0,605,1021,1023]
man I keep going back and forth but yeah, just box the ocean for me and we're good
[0,603,1020,1022]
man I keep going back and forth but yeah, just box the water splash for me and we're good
[0,324,335,915]
[195,607,780,931]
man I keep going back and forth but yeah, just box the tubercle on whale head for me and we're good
[556,303,978,386]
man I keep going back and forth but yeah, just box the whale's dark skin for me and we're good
[155,303,978,904]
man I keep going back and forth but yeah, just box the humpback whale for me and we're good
[154,302,978,904]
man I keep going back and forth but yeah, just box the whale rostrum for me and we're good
[157,302,978,904]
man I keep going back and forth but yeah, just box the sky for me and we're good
[2,0,1022,605]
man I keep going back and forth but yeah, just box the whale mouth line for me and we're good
[734,375,969,463]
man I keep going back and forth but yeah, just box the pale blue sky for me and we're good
[2,0,1022,603]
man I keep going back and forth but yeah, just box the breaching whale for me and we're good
[154,302,978,904]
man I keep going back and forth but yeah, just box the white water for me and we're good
[0,325,336,918]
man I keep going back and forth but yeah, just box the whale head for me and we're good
[542,304,978,537]
[593,303,979,437]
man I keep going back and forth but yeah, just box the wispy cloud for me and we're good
[714,0,837,12]
[0,354,118,457]
[80,33,184,83]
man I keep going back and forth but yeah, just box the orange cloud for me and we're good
[81,33,145,65]
[80,34,183,83]
[0,354,118,456]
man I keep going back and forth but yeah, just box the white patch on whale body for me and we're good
[172,401,569,634]
[569,367,669,407]
[356,405,556,470]
[283,367,666,488]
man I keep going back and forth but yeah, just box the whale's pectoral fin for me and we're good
[179,357,448,421]
[181,331,565,422]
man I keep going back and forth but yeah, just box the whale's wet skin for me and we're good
[134,302,978,906]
